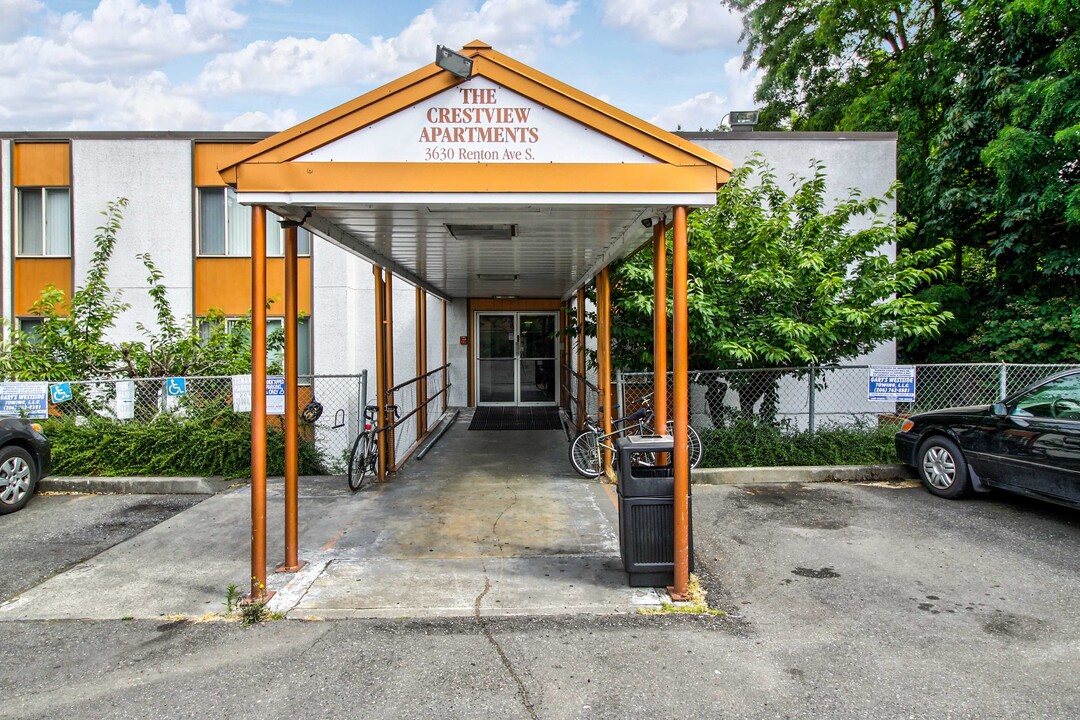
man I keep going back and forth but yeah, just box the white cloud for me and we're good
[722,56,762,110]
[194,0,579,96]
[52,0,244,71]
[0,0,41,43]
[223,108,300,131]
[0,0,249,130]
[649,57,762,130]
[601,0,742,53]
[650,91,726,131]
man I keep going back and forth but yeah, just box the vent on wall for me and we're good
[445,223,518,241]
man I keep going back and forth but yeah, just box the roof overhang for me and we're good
[219,41,732,301]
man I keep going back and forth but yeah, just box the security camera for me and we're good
[280,207,314,229]
[641,218,653,228]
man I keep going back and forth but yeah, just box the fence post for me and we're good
[999,362,1007,401]
[359,370,367,433]
[616,369,624,423]
[808,364,816,434]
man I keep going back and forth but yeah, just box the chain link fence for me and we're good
[619,362,1080,451]
[43,373,369,474]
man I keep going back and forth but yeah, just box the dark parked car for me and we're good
[896,369,1080,509]
[0,417,51,514]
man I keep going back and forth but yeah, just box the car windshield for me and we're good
[1011,374,1080,420]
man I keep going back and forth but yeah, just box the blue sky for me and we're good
[0,0,761,132]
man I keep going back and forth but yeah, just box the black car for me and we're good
[896,369,1080,509]
[0,417,52,514]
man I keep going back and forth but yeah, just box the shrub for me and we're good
[43,408,326,479]
[700,420,896,468]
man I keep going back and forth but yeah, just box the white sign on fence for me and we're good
[231,375,285,415]
[868,365,916,402]
[115,380,135,420]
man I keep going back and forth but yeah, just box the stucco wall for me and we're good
[71,139,194,342]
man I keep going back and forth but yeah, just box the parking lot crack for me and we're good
[474,576,538,720]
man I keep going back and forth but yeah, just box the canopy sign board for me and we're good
[300,77,658,165]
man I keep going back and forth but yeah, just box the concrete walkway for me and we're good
[1,409,661,621]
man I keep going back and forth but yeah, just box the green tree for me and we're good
[0,197,264,381]
[726,0,1080,362]
[0,198,130,380]
[610,156,953,362]
[608,157,953,421]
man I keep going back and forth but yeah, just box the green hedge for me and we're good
[700,420,897,468]
[43,408,326,479]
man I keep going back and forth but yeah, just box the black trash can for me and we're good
[615,434,693,588]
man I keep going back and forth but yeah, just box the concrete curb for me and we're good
[39,476,235,495]
[692,464,917,485]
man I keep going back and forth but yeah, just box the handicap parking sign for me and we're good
[166,377,187,397]
[49,383,72,403]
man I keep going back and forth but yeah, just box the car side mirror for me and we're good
[991,402,1008,417]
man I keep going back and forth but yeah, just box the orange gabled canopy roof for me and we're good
[218,40,732,186]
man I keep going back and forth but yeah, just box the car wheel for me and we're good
[0,446,38,514]
[916,436,970,499]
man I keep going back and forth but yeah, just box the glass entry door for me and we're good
[476,312,559,406]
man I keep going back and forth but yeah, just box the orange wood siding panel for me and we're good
[470,298,562,311]
[234,162,722,194]
[195,257,312,316]
[14,258,72,315]
[13,143,70,186]
[194,143,257,187]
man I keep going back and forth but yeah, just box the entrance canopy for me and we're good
[217,41,732,300]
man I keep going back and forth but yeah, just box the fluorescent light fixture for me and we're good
[493,295,518,299]
[477,274,519,281]
[446,224,518,241]
[435,45,473,79]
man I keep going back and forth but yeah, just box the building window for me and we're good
[199,316,311,378]
[17,317,44,342]
[18,188,70,256]
[265,210,312,257]
[198,189,312,257]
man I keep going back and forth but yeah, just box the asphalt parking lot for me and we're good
[1,480,1078,718]
[0,492,205,602]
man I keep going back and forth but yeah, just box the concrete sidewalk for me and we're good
[2,410,662,621]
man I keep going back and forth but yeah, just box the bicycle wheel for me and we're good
[347,431,375,491]
[569,430,602,478]
[666,421,704,469]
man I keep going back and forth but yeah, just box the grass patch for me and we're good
[640,575,725,616]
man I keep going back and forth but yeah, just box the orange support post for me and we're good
[384,272,396,472]
[416,287,428,435]
[277,224,304,574]
[653,219,668,467]
[247,205,272,604]
[442,299,448,412]
[670,206,690,600]
[598,268,613,477]
[576,287,586,430]
[373,267,388,483]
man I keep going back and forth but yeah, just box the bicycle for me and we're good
[347,403,398,491]
[568,394,702,478]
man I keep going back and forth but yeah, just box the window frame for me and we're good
[196,188,312,258]
[16,186,72,258]
[197,314,312,380]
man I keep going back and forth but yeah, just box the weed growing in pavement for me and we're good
[224,583,242,613]
[640,575,725,616]
[238,577,283,626]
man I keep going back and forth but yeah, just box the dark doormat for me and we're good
[468,406,563,431]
